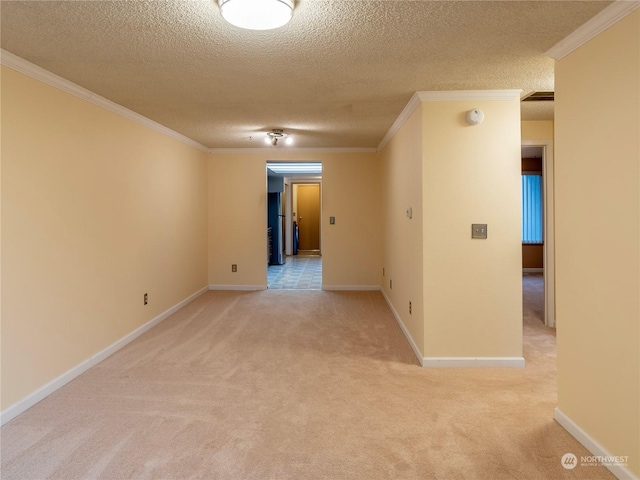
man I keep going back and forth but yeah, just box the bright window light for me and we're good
[267,162,322,175]
[522,174,543,244]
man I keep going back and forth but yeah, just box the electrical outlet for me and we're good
[409,301,412,314]
[231,264,237,272]
[472,224,488,239]
[144,293,148,305]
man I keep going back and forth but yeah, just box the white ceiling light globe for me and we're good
[219,0,294,31]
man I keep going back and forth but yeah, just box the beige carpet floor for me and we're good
[1,280,614,479]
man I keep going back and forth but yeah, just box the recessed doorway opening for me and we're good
[266,162,322,289]
[521,142,555,328]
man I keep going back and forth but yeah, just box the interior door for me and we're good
[297,184,320,251]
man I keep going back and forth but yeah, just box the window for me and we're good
[522,174,543,244]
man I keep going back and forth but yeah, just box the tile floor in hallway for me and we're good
[267,255,322,289]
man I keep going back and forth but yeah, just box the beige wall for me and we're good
[207,151,381,288]
[521,120,554,141]
[208,155,267,287]
[380,107,425,353]
[380,96,523,360]
[322,154,382,287]
[422,98,523,358]
[555,10,639,476]
[1,66,209,409]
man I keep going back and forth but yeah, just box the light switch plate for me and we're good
[472,224,487,239]
[329,216,335,225]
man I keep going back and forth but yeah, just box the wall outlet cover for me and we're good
[472,224,488,239]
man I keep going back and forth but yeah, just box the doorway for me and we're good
[294,183,321,254]
[266,162,323,289]
[521,142,555,328]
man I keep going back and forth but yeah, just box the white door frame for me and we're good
[523,139,555,328]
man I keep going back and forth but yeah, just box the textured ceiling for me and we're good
[1,0,611,149]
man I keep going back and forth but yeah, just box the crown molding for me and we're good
[208,147,377,154]
[416,90,522,102]
[0,49,209,153]
[376,93,422,152]
[546,0,640,60]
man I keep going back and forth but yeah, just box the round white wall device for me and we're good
[466,108,484,125]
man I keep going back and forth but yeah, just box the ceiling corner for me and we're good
[546,0,640,60]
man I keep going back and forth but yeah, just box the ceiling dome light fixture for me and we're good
[218,0,294,31]
[266,129,292,146]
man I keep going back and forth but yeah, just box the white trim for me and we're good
[523,268,544,273]
[416,90,522,102]
[208,284,267,291]
[0,286,209,426]
[422,357,525,368]
[546,1,640,60]
[542,140,556,329]
[380,289,424,366]
[210,147,376,154]
[322,285,381,291]
[379,289,525,368]
[377,93,422,152]
[0,49,209,153]
[554,408,638,480]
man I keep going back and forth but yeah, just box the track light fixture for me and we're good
[265,129,292,146]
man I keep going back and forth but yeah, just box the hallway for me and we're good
[523,272,544,324]
[267,256,322,290]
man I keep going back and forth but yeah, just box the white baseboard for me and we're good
[379,290,525,369]
[380,289,424,366]
[0,285,209,426]
[554,407,638,480]
[422,357,525,368]
[208,284,267,291]
[523,268,544,273]
[322,285,381,291]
